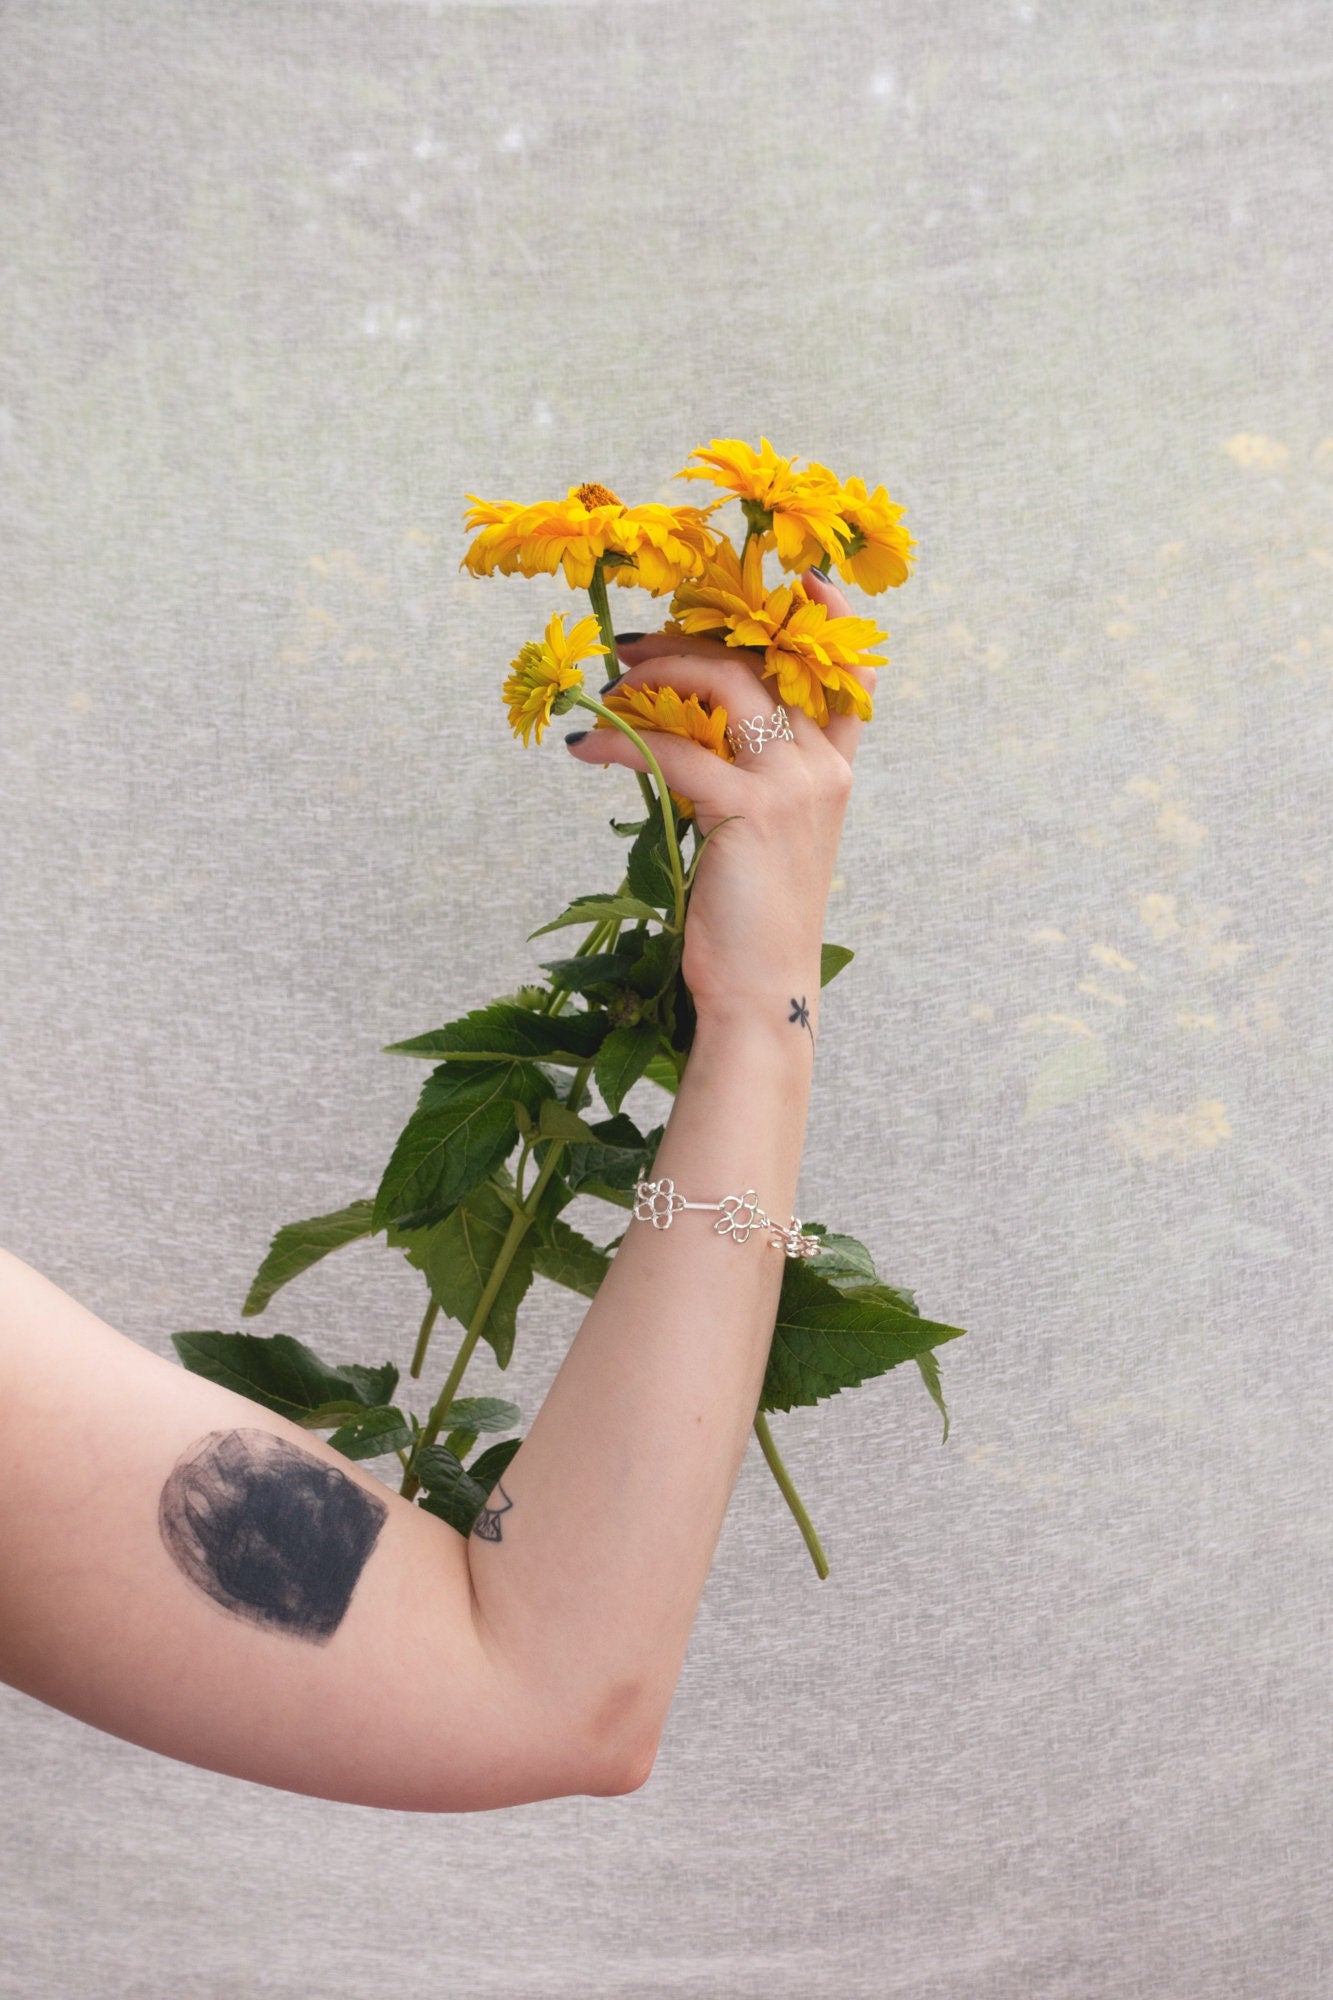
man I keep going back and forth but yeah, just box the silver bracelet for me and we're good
[632,1176,823,1259]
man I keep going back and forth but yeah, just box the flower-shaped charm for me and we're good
[633,1177,686,1228]
[769,1216,823,1259]
[714,1190,764,1243]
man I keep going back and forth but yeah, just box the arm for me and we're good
[0,571,866,1811]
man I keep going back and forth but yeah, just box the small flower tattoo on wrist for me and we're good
[789,994,814,1049]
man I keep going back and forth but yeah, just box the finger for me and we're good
[798,568,876,767]
[563,710,750,827]
[602,652,822,758]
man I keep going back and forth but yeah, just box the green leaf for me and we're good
[531,1216,614,1298]
[537,952,639,993]
[626,798,677,910]
[528,894,663,940]
[383,1001,608,1065]
[820,943,855,986]
[563,1114,664,1200]
[759,1262,966,1414]
[436,1395,521,1434]
[799,1226,879,1289]
[913,1348,952,1444]
[468,1436,522,1492]
[240,1201,376,1317]
[609,815,648,837]
[595,1018,662,1116]
[623,928,683,999]
[408,1178,535,1369]
[326,1405,415,1461]
[372,1059,552,1230]
[537,1099,601,1144]
[415,1448,488,1536]
[641,1051,681,1095]
[171,1331,399,1423]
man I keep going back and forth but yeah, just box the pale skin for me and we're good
[0,569,870,1812]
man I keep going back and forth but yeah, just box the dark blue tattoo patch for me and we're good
[158,1429,387,1643]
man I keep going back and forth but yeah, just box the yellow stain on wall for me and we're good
[1110,1100,1232,1162]
[1223,433,1290,469]
[1156,800,1207,847]
[1089,943,1138,973]
[1019,1011,1095,1037]
[1075,980,1129,1007]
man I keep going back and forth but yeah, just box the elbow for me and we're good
[583,1677,665,1796]
[593,1725,661,1796]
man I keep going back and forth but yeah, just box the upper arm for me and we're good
[0,1249,626,1810]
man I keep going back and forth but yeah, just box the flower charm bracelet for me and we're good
[632,1177,823,1259]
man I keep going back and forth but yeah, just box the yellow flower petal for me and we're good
[501,613,608,746]
[594,681,734,819]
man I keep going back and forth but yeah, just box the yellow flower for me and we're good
[823,475,916,593]
[501,612,607,746]
[595,681,734,819]
[675,439,916,593]
[462,483,720,595]
[667,543,885,727]
[757,588,885,726]
[675,437,852,572]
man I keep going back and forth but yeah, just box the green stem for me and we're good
[752,1409,829,1579]
[399,1054,598,1500]
[409,1296,441,1381]
[574,695,687,933]
[586,558,661,828]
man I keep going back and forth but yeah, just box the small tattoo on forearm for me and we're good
[158,1428,387,1644]
[789,995,815,1048]
[471,1479,515,1543]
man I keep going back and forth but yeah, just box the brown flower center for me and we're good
[575,481,622,510]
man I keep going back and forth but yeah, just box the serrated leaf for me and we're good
[538,952,638,993]
[820,943,855,986]
[801,1226,879,1289]
[913,1348,951,1443]
[468,1436,522,1492]
[626,799,677,910]
[409,1178,535,1369]
[531,1216,614,1298]
[435,1395,521,1434]
[171,1331,399,1423]
[372,1059,552,1231]
[642,1051,681,1094]
[623,928,683,999]
[415,1448,488,1536]
[563,1115,664,1200]
[759,1262,966,1414]
[528,894,663,940]
[326,1405,415,1461]
[240,1201,376,1318]
[594,1018,662,1116]
[538,1099,600,1144]
[383,1001,608,1065]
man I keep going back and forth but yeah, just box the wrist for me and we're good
[688,985,821,1060]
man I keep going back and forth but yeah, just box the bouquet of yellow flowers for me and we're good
[173,439,965,1577]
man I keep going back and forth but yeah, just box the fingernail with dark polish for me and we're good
[614,630,646,645]
[564,729,589,745]
[598,676,617,693]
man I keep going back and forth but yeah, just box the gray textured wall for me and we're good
[2,3,1329,1996]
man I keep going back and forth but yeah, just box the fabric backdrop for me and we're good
[1,3,1328,1995]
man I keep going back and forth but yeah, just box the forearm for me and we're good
[466,987,818,1766]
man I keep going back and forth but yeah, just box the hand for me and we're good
[564,570,872,1034]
